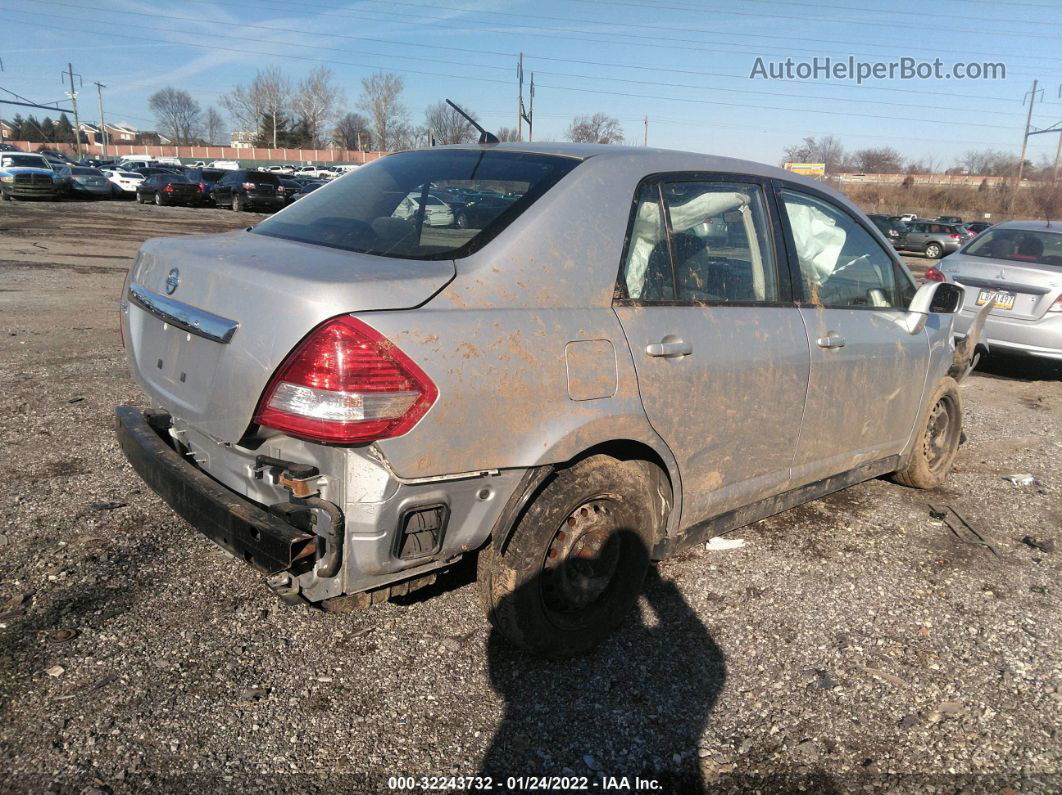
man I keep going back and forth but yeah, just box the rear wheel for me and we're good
[154,192,164,206]
[456,212,469,229]
[1,190,11,202]
[477,455,659,656]
[925,242,943,259]
[893,377,962,489]
[232,194,243,212]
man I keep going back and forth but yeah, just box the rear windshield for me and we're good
[252,149,580,260]
[246,172,279,185]
[200,169,225,181]
[71,167,102,175]
[161,175,193,184]
[962,228,1062,265]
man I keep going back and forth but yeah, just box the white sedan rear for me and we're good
[101,169,145,198]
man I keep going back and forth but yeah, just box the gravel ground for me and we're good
[0,200,1059,793]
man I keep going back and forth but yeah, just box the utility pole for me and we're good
[644,115,648,146]
[1054,129,1062,182]
[516,52,524,141]
[94,81,107,158]
[1016,79,1038,188]
[523,72,535,142]
[63,62,83,158]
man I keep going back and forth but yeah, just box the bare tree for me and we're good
[565,112,623,144]
[357,72,411,152]
[221,68,291,148]
[334,111,372,150]
[423,101,479,145]
[851,147,904,174]
[148,87,202,145]
[292,67,343,149]
[958,149,1022,177]
[259,67,292,149]
[495,126,521,142]
[204,106,225,146]
[781,136,845,172]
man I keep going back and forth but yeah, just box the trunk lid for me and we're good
[123,229,454,442]
[942,252,1062,321]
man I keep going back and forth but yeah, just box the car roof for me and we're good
[988,220,1062,232]
[414,142,836,195]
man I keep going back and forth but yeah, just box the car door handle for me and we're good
[816,335,847,349]
[646,339,692,357]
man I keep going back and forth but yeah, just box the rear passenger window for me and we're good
[621,183,673,300]
[780,189,910,309]
[620,180,779,303]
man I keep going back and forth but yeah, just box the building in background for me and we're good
[230,130,254,149]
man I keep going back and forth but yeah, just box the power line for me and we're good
[41,0,1062,78]
[13,4,1043,121]
[564,0,1062,40]
[298,0,1062,63]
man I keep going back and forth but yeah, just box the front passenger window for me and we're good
[780,189,909,309]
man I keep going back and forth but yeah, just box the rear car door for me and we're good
[613,176,810,524]
[905,221,927,251]
[775,184,927,486]
[219,172,236,203]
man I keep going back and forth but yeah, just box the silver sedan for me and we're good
[938,220,1062,361]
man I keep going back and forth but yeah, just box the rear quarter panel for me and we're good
[369,154,678,480]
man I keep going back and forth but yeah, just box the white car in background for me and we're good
[392,191,455,226]
[101,168,145,198]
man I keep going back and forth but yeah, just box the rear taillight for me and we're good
[163,183,174,193]
[1048,295,1062,313]
[924,266,945,282]
[254,316,438,444]
[242,181,256,190]
[197,181,205,193]
[948,233,960,240]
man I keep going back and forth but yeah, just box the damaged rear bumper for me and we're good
[115,406,316,573]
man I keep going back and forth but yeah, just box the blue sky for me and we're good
[3,0,1062,167]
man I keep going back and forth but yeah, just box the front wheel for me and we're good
[456,212,469,229]
[925,242,943,259]
[893,377,962,489]
[477,455,659,656]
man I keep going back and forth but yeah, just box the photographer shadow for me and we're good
[480,563,727,791]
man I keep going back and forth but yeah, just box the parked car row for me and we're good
[131,168,324,210]
[867,213,994,259]
[258,163,359,179]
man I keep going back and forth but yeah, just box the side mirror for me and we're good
[903,281,965,334]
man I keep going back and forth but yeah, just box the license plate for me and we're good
[976,289,1015,310]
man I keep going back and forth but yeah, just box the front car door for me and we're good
[613,175,810,526]
[775,184,928,486]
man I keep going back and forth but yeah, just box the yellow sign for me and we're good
[784,162,826,176]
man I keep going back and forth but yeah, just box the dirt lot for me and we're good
[0,200,1059,793]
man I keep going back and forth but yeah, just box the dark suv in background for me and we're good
[211,169,284,212]
[184,167,228,205]
[867,214,907,249]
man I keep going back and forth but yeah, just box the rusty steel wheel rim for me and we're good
[924,395,958,472]
[540,499,622,617]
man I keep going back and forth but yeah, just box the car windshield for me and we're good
[962,228,1062,266]
[119,171,141,179]
[2,154,50,169]
[253,149,580,260]
[72,167,103,175]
